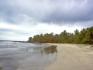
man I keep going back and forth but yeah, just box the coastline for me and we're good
[44,44,93,70]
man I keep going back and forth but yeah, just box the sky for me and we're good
[0,0,93,41]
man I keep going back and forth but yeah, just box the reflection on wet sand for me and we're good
[42,45,57,54]
[17,45,57,70]
[0,42,57,70]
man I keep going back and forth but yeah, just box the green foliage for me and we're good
[28,26,93,44]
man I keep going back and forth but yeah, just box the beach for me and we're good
[0,41,93,70]
[45,44,93,70]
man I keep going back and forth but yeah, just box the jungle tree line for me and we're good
[28,26,93,44]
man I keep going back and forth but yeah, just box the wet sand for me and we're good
[0,42,57,70]
[45,44,93,70]
[0,41,93,70]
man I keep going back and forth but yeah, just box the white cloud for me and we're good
[0,22,19,30]
[0,0,93,41]
[0,20,84,41]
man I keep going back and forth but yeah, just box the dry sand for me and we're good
[45,44,93,70]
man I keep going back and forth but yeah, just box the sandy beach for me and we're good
[0,42,93,70]
[45,44,93,70]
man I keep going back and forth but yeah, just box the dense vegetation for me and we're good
[28,26,93,44]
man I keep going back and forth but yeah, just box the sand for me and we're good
[45,44,93,70]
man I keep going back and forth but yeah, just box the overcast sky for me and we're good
[0,0,93,41]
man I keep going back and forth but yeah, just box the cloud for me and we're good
[0,0,93,23]
[0,21,84,41]
[0,0,93,41]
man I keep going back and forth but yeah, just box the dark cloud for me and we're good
[0,0,93,41]
[0,0,93,23]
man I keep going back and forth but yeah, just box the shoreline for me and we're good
[45,44,93,70]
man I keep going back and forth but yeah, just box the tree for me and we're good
[28,26,93,44]
[74,29,80,43]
